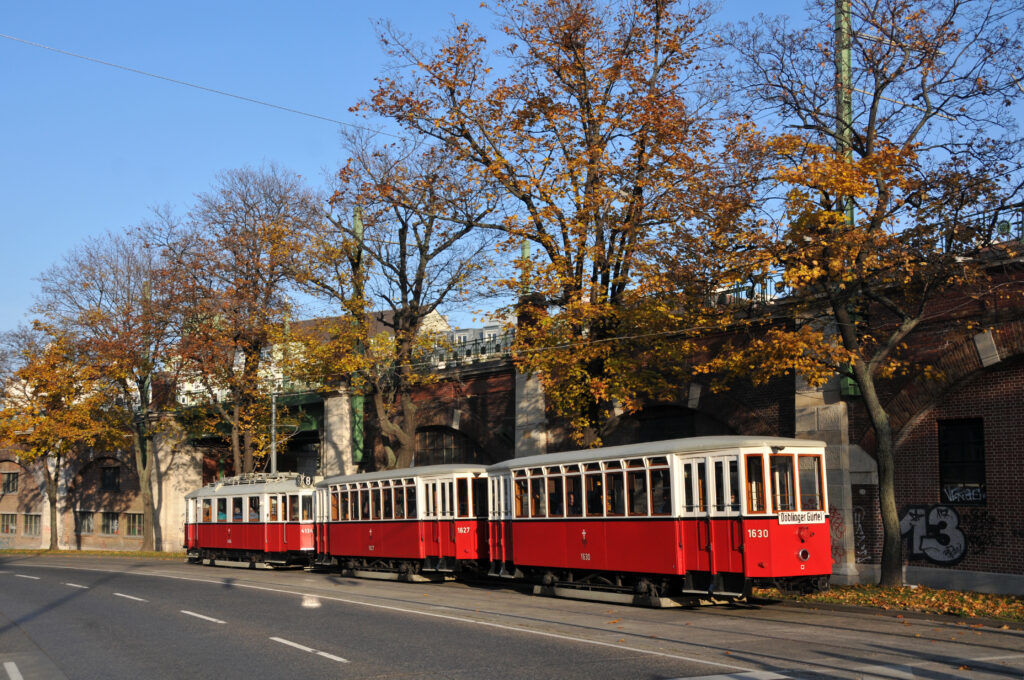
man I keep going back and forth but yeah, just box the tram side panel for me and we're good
[741,517,832,580]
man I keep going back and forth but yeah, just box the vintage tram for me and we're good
[313,464,489,580]
[183,436,832,606]
[486,436,831,602]
[184,472,316,567]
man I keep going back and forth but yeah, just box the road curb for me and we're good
[752,597,1024,631]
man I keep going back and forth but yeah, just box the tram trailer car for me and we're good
[486,436,832,603]
[184,473,316,567]
[313,464,490,580]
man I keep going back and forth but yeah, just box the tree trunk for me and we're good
[374,391,417,469]
[45,464,58,551]
[852,360,904,586]
[132,427,157,552]
[231,402,242,475]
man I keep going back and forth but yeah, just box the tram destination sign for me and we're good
[777,511,826,525]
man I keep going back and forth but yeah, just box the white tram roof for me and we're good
[185,472,315,500]
[318,463,489,488]
[487,435,827,473]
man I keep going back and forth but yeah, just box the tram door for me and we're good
[707,456,744,574]
[681,460,710,572]
[426,479,455,561]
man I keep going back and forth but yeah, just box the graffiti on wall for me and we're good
[852,505,871,563]
[829,504,846,566]
[899,505,967,565]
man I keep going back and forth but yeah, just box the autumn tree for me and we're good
[0,325,123,549]
[154,164,320,475]
[718,0,1024,585]
[364,0,761,443]
[292,137,499,468]
[35,230,178,551]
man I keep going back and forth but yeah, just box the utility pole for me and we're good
[835,0,854,226]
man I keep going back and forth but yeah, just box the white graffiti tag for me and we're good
[899,505,967,564]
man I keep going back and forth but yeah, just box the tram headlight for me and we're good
[797,548,810,562]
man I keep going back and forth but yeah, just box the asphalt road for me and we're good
[0,556,1021,680]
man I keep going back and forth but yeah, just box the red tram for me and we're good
[313,464,489,580]
[486,436,831,602]
[183,436,832,606]
[184,473,316,567]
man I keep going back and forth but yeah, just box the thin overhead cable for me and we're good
[0,32,399,139]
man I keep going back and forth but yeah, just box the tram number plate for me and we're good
[456,527,471,534]
[747,529,768,539]
[580,553,591,561]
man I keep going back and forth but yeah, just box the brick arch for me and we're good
[66,451,139,514]
[415,408,512,464]
[867,318,1024,450]
[599,383,782,446]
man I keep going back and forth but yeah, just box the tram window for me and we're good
[202,499,212,522]
[232,498,243,521]
[514,478,526,518]
[406,485,417,518]
[289,495,301,521]
[565,474,583,517]
[650,467,671,516]
[746,455,766,513]
[456,478,470,518]
[683,464,695,512]
[770,455,796,512]
[217,498,227,521]
[394,486,406,519]
[648,456,668,467]
[798,456,823,511]
[249,496,260,521]
[385,486,396,519]
[627,469,648,516]
[547,476,564,517]
[584,473,603,516]
[714,461,737,512]
[530,475,547,518]
[269,496,279,522]
[302,496,312,521]
[605,471,625,516]
[697,462,707,512]
[474,478,488,517]
[372,486,382,520]
[329,492,338,521]
[358,489,368,520]
[729,460,740,511]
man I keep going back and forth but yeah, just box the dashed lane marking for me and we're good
[670,672,789,680]
[113,593,147,602]
[3,661,24,680]
[14,575,39,580]
[270,637,349,663]
[63,583,88,589]
[181,610,225,624]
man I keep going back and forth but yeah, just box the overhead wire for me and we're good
[0,32,401,139]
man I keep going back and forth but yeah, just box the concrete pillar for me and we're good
[323,389,356,476]
[794,376,859,585]
[514,371,547,458]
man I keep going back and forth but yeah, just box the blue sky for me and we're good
[0,1,803,332]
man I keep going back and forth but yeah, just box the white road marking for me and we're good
[4,661,24,680]
[113,592,147,602]
[670,673,788,680]
[851,665,915,679]
[63,582,88,589]
[181,610,225,624]
[14,575,39,580]
[977,653,1024,661]
[270,636,349,663]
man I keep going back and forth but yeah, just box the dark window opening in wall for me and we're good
[75,511,94,535]
[938,418,986,505]
[1,472,17,494]
[101,512,119,535]
[414,427,481,466]
[125,513,143,537]
[101,466,120,492]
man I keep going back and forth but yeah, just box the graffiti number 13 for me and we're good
[899,505,966,564]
